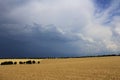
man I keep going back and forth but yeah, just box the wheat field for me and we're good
[0,56,120,80]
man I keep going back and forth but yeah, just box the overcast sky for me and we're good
[0,0,120,58]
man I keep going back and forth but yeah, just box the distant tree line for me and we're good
[0,53,120,59]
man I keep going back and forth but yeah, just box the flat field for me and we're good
[0,56,120,80]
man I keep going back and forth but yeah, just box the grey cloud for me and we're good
[0,23,86,57]
[0,0,120,58]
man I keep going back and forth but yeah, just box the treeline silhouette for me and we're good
[0,60,40,65]
[0,53,120,59]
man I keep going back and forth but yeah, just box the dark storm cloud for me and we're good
[0,23,83,58]
[0,0,120,58]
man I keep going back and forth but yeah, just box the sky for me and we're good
[0,0,120,58]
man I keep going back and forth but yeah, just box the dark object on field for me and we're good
[1,61,13,65]
[14,62,17,64]
[38,61,40,64]
[19,61,24,64]
[26,60,32,64]
[32,60,36,64]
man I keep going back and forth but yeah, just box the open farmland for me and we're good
[0,56,120,80]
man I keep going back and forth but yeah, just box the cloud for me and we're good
[0,0,120,57]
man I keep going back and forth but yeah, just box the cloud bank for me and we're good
[0,0,120,57]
